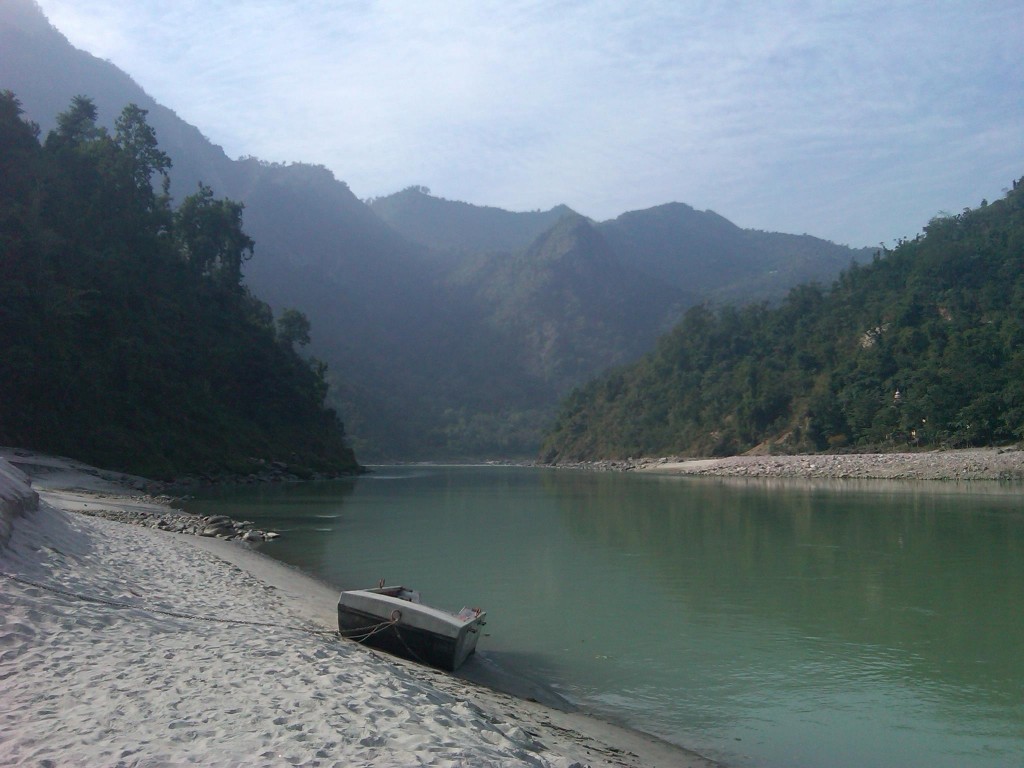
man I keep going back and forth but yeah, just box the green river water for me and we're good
[184,465,1024,768]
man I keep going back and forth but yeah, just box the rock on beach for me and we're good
[40,491,280,542]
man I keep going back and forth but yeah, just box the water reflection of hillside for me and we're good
[547,471,1024,706]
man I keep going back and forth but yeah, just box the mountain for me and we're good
[540,181,1024,462]
[0,0,234,198]
[0,0,456,459]
[370,186,574,257]
[372,190,870,305]
[2,0,871,461]
[0,2,527,458]
[449,213,686,391]
[598,202,873,303]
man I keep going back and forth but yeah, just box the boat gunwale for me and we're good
[339,587,486,629]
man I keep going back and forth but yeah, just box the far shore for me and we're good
[558,445,1024,482]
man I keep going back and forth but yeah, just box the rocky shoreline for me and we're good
[0,448,293,542]
[562,446,1024,482]
[70,501,280,542]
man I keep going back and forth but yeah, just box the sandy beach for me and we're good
[0,450,714,768]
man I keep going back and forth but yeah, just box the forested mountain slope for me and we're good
[541,181,1024,462]
[0,93,360,478]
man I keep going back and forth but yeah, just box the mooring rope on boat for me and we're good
[337,617,400,643]
[2,571,435,663]
[392,624,429,666]
[1,571,340,637]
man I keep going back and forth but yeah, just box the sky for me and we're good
[33,0,1024,247]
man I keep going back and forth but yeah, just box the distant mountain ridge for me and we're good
[599,203,873,302]
[1,0,870,460]
[369,186,575,256]
[373,189,871,305]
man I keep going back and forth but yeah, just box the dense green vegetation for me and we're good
[0,92,360,478]
[541,180,1024,462]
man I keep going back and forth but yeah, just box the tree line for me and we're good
[541,178,1024,462]
[0,92,360,478]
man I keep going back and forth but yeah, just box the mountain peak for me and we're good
[524,212,618,271]
[610,201,739,234]
[369,188,577,255]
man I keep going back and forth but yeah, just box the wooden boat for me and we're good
[337,585,486,671]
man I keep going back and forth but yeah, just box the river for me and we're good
[184,465,1024,768]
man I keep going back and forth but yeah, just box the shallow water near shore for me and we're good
[184,466,1024,768]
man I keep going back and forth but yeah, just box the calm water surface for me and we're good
[185,466,1024,768]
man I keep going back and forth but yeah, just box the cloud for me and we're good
[36,0,1024,246]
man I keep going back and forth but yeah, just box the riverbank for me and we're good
[572,446,1024,482]
[0,450,716,767]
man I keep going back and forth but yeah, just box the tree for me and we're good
[174,183,254,289]
[0,90,41,226]
[277,308,312,349]
[114,103,171,201]
[44,94,102,150]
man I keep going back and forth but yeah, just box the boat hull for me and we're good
[337,589,485,671]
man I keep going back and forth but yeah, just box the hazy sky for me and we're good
[35,0,1023,247]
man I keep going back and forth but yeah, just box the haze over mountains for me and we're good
[1,0,871,460]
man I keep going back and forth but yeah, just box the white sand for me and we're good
[0,454,715,767]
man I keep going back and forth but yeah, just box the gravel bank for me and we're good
[572,447,1024,482]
